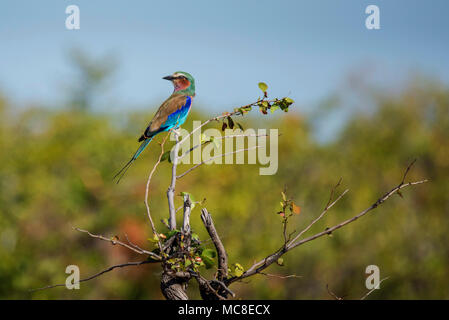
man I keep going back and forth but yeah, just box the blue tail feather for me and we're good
[113,137,153,184]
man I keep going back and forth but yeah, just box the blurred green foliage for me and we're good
[0,71,448,299]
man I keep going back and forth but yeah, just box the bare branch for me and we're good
[145,132,170,252]
[287,180,427,251]
[289,188,349,245]
[325,178,343,209]
[258,272,302,279]
[124,233,150,255]
[201,208,229,281]
[401,159,417,184]
[74,227,161,260]
[326,276,390,300]
[182,194,191,235]
[192,271,235,300]
[326,284,344,300]
[178,132,271,161]
[194,274,226,300]
[226,161,427,285]
[360,277,390,300]
[167,129,180,230]
[177,145,261,179]
[30,260,154,292]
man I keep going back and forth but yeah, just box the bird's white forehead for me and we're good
[173,72,186,78]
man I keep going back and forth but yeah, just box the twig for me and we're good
[30,260,154,292]
[182,194,191,235]
[289,188,349,245]
[124,233,149,254]
[145,133,170,252]
[192,272,234,300]
[258,272,302,279]
[326,276,390,300]
[167,129,180,230]
[325,178,343,209]
[287,180,427,251]
[177,145,261,179]
[210,279,236,297]
[226,161,427,285]
[360,277,390,300]
[326,284,344,300]
[178,133,271,160]
[176,98,281,153]
[401,159,417,184]
[74,227,161,260]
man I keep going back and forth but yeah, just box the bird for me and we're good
[113,71,195,183]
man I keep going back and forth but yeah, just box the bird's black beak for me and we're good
[163,75,175,81]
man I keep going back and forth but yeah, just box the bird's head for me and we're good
[163,71,195,95]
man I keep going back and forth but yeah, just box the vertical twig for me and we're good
[145,133,169,252]
[182,194,191,235]
[167,129,180,230]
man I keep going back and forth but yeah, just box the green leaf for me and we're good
[200,133,209,144]
[277,258,284,266]
[230,263,244,277]
[166,229,179,239]
[238,106,252,114]
[210,136,221,150]
[191,233,200,241]
[277,97,294,113]
[200,249,216,269]
[258,82,268,92]
[147,234,160,243]
[160,150,171,162]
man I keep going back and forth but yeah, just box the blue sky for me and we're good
[1,0,448,116]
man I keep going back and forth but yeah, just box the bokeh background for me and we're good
[0,0,448,299]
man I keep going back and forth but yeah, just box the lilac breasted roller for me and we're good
[114,71,195,183]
